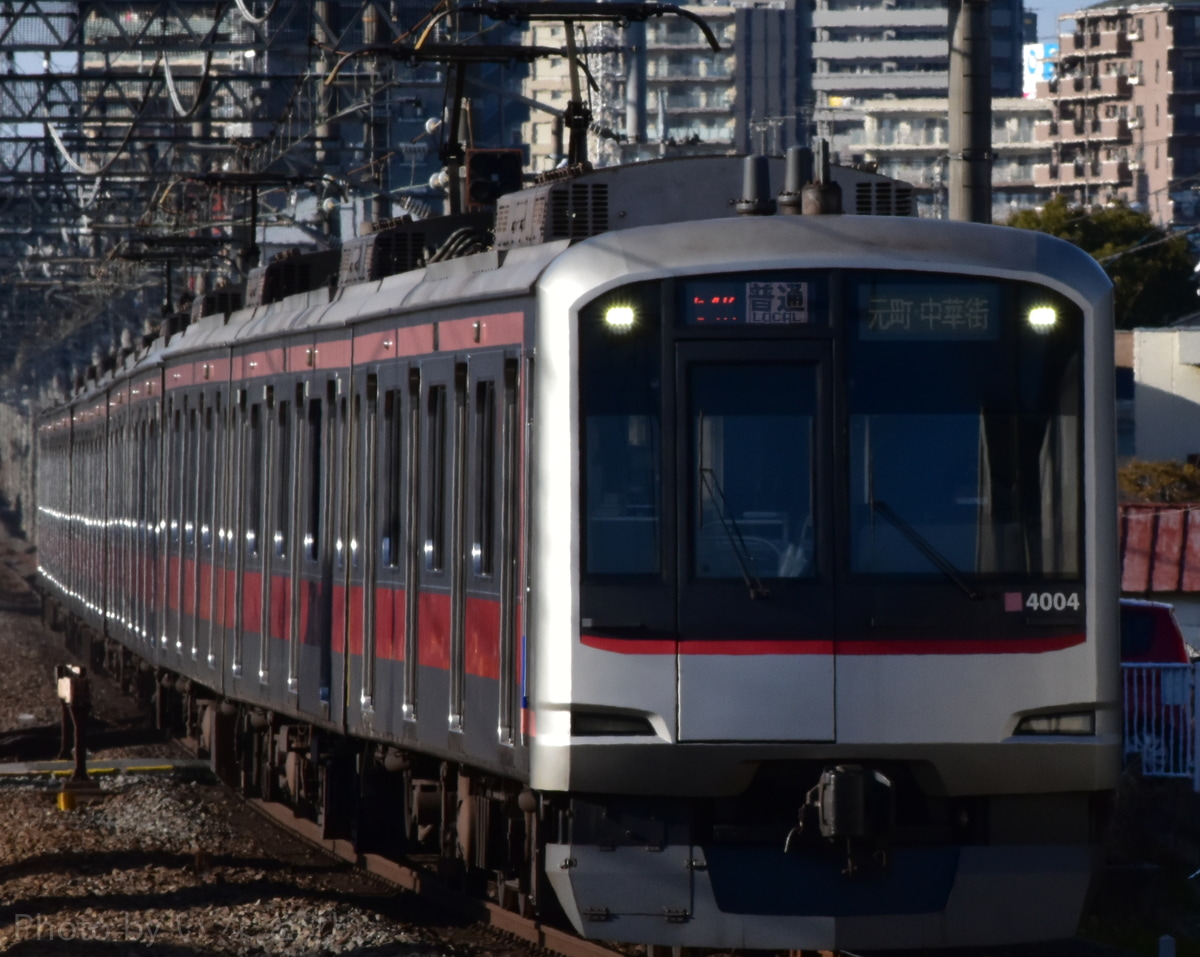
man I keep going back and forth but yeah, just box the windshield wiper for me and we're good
[699,467,769,600]
[871,499,981,600]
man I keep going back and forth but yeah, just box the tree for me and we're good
[1007,196,1196,329]
[1119,459,1200,502]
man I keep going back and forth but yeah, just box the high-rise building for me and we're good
[522,0,1028,175]
[1035,0,1200,226]
[846,96,1050,221]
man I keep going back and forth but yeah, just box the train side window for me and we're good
[473,379,497,577]
[383,390,403,567]
[275,400,291,558]
[246,403,262,557]
[425,384,448,572]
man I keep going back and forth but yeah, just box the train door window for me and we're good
[362,375,379,709]
[383,390,403,568]
[403,368,421,721]
[288,385,306,693]
[425,384,448,572]
[275,400,291,558]
[189,401,203,659]
[136,418,148,641]
[232,394,249,677]
[689,363,816,581]
[497,360,520,746]
[337,397,348,570]
[306,396,322,562]
[260,387,276,684]
[450,364,468,732]
[473,380,497,577]
[202,405,214,551]
[147,415,160,645]
[351,393,361,571]
[169,404,181,545]
[246,403,262,557]
[185,406,198,547]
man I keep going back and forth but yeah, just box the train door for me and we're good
[266,384,295,701]
[674,341,835,742]
[413,357,460,739]
[185,397,203,662]
[461,354,521,751]
[368,365,411,731]
[291,377,337,718]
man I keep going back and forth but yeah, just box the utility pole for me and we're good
[948,0,992,223]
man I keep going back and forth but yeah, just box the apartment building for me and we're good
[522,0,1027,173]
[842,96,1050,220]
[1035,0,1200,226]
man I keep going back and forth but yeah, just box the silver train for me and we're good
[35,154,1120,951]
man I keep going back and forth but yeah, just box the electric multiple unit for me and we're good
[35,154,1119,951]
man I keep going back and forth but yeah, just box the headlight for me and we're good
[1014,711,1095,735]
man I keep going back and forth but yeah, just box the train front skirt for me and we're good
[546,841,1097,949]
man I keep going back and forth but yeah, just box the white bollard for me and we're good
[1160,935,1176,957]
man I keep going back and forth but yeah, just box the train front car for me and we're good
[529,214,1118,950]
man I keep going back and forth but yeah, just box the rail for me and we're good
[1122,662,1200,787]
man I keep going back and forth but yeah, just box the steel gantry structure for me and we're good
[0,0,525,385]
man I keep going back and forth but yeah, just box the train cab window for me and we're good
[580,285,662,577]
[846,275,1082,579]
[689,363,815,580]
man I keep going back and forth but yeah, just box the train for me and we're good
[33,149,1120,951]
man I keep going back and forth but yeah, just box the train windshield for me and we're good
[690,362,815,581]
[846,274,1081,579]
[578,271,1083,586]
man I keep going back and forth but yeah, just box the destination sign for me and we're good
[681,279,813,326]
[859,282,999,340]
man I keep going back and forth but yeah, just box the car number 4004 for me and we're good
[1026,591,1081,612]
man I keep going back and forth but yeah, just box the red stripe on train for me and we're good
[582,634,1086,655]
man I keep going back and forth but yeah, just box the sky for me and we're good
[1028,0,1091,41]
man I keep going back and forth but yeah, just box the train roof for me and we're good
[53,154,1111,409]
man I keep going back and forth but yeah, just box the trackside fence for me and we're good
[1122,663,1199,788]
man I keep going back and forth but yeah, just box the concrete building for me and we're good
[1132,319,1200,461]
[831,96,1050,220]
[523,0,1028,174]
[1035,0,1200,227]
